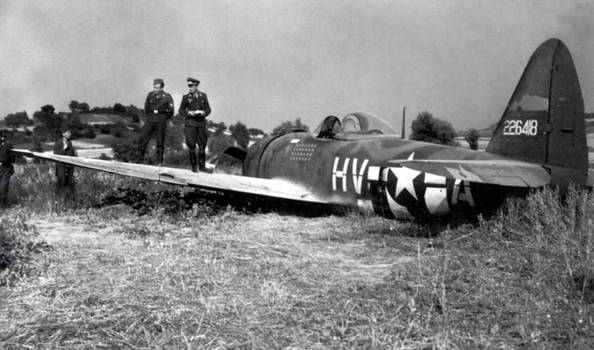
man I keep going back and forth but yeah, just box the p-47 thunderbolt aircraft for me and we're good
[13,38,591,219]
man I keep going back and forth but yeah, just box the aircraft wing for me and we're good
[390,159,551,187]
[12,149,340,204]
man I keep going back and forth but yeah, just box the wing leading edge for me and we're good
[389,159,551,187]
[12,149,343,204]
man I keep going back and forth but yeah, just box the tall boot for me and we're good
[156,147,164,166]
[138,146,146,164]
[198,151,206,171]
[189,150,197,172]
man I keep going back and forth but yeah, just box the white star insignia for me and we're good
[391,167,421,201]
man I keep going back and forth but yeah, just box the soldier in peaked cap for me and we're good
[179,77,211,172]
[138,78,174,166]
[0,130,15,208]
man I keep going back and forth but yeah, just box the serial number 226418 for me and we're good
[503,119,538,136]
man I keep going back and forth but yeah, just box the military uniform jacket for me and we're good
[0,142,14,167]
[54,138,76,157]
[179,91,211,127]
[144,90,174,122]
[54,138,77,168]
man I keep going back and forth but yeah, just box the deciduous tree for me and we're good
[410,111,457,146]
[271,118,309,136]
[4,111,31,127]
[229,121,250,149]
[34,105,63,139]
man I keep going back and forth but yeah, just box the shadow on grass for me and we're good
[95,186,346,219]
[94,186,488,242]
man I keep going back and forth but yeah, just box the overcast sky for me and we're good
[1,0,593,132]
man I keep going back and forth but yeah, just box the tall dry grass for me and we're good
[399,187,594,348]
[8,163,188,213]
[0,214,50,286]
[1,163,594,348]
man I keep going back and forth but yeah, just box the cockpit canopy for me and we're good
[314,112,398,139]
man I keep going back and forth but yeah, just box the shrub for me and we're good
[124,105,142,123]
[112,137,143,163]
[410,111,458,146]
[76,125,96,139]
[32,126,51,142]
[64,113,96,140]
[208,134,235,156]
[109,122,128,138]
[98,124,111,134]
[164,122,185,152]
[465,128,480,150]
[229,121,250,149]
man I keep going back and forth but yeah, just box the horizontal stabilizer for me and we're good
[390,159,551,187]
[12,149,342,204]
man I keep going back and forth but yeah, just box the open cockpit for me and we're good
[314,112,398,140]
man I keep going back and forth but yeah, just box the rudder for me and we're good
[486,38,588,188]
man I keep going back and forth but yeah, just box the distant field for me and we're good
[77,134,121,147]
[70,135,118,158]
[0,165,593,348]
[77,113,128,125]
[15,134,119,154]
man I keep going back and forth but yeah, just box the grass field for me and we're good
[1,164,594,348]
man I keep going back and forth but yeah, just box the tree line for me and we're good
[4,101,479,152]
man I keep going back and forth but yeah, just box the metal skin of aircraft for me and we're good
[12,38,591,220]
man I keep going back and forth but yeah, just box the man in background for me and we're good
[179,77,211,172]
[54,126,77,202]
[0,130,15,208]
[138,78,174,166]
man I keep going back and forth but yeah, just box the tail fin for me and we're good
[486,38,588,187]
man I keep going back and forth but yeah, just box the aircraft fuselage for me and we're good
[244,132,513,219]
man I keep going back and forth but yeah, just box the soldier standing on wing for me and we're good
[138,78,174,166]
[179,77,211,172]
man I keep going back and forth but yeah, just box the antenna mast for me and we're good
[401,106,406,139]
